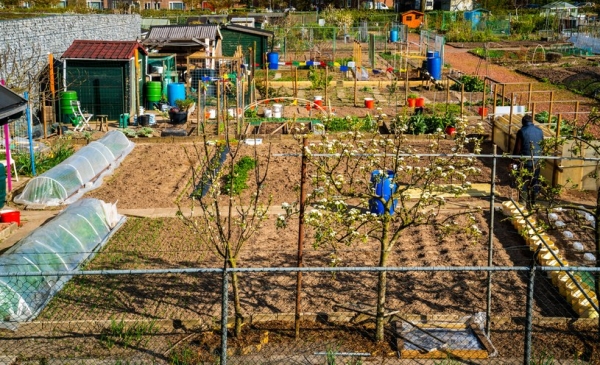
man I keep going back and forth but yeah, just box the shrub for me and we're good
[450,75,485,92]
[13,137,75,176]
[546,52,562,63]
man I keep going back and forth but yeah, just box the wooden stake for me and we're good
[217,75,221,136]
[294,67,298,98]
[354,68,358,107]
[324,66,328,108]
[265,67,269,101]
[528,83,533,110]
[549,91,554,122]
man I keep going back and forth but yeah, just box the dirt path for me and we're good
[443,45,533,83]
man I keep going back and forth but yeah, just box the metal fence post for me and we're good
[485,145,497,336]
[220,267,229,365]
[523,256,537,365]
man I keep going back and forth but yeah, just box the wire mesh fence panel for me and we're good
[0,271,223,364]
[1,267,600,364]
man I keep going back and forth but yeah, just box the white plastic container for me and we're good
[584,253,596,262]
[146,114,156,125]
[273,104,283,118]
[264,109,272,118]
[208,109,216,119]
[562,230,574,239]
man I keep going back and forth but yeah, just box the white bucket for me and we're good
[273,104,283,114]
[139,106,145,116]
[160,104,169,112]
[227,108,236,117]
[146,113,156,125]
[264,109,273,118]
[347,61,356,69]
[273,111,282,118]
[153,66,164,74]
[208,109,216,119]
[314,96,322,101]
[318,19,325,26]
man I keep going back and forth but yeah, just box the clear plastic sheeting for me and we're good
[0,199,125,329]
[15,131,134,207]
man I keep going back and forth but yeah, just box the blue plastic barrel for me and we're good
[390,30,399,42]
[427,55,442,81]
[368,170,397,215]
[426,50,440,59]
[267,52,279,70]
[167,83,186,107]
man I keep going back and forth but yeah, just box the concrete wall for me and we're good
[0,14,142,86]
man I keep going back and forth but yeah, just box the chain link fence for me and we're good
[1,265,599,364]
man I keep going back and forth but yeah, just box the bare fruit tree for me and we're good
[176,132,273,337]
[279,115,486,341]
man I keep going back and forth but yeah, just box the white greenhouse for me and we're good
[15,131,134,207]
[0,199,125,328]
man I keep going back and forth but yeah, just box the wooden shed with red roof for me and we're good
[61,40,148,121]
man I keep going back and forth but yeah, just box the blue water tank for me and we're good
[369,170,397,215]
[167,83,186,107]
[390,30,399,42]
[427,55,442,81]
[267,52,279,70]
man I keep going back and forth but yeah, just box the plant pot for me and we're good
[478,107,488,117]
[407,98,416,107]
[169,111,188,125]
[415,97,425,107]
[445,126,456,136]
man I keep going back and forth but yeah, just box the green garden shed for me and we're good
[61,40,148,121]
[220,24,273,68]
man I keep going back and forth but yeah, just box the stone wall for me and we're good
[0,14,142,85]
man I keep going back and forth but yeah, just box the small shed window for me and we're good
[406,16,413,21]
[416,14,421,19]
[169,1,184,9]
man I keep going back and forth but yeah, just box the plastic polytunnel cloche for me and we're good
[14,130,134,208]
[0,198,125,328]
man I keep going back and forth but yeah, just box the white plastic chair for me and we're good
[0,159,18,181]
[70,100,93,132]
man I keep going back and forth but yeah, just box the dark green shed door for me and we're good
[66,61,128,121]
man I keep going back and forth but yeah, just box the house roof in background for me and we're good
[221,24,273,38]
[0,85,27,124]
[542,1,578,8]
[143,25,222,46]
[62,40,148,60]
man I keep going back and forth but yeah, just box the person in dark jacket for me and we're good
[513,114,544,209]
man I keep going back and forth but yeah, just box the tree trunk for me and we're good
[228,257,244,337]
[375,216,391,341]
[595,188,600,340]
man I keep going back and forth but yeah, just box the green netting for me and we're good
[0,199,124,327]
